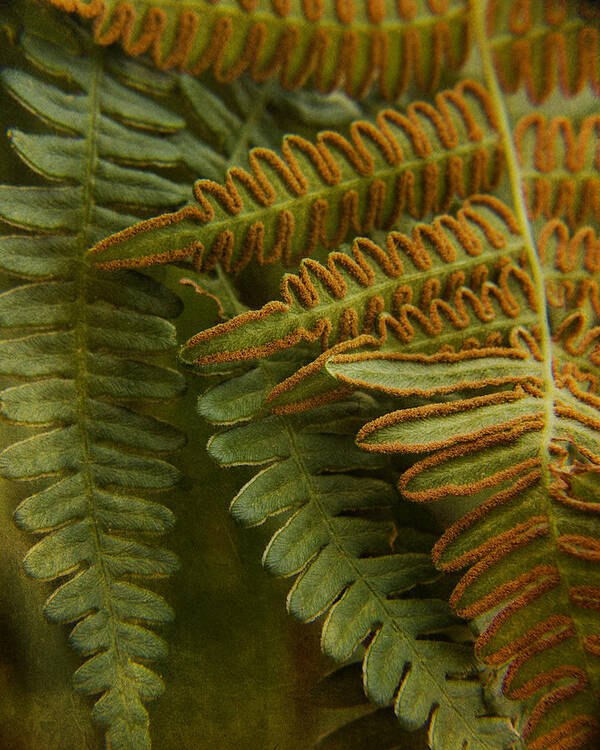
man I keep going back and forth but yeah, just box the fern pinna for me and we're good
[90,78,502,276]
[0,8,376,748]
[38,0,471,99]
[2,0,599,748]
[87,1,600,748]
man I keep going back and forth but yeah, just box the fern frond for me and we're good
[178,73,363,167]
[39,0,599,105]
[40,0,471,99]
[325,216,600,748]
[0,17,374,744]
[0,30,195,749]
[6,1,598,746]
[178,195,538,416]
[89,80,503,275]
[199,353,517,750]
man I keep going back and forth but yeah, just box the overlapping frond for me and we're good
[177,72,363,168]
[179,195,538,418]
[90,80,503,275]
[3,0,598,747]
[0,29,193,749]
[324,214,600,748]
[199,353,516,750]
[0,15,376,746]
[40,0,471,99]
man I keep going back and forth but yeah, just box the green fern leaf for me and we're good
[12,1,599,746]
[0,17,370,746]
[331,7,600,741]
[89,79,503,275]
[165,3,600,744]
[319,74,600,750]
[334,326,600,748]
[38,0,600,106]
[199,349,517,750]
[0,29,195,750]
[176,194,536,414]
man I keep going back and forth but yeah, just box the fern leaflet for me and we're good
[89,80,503,275]
[39,0,471,99]
[39,0,599,105]
[177,195,537,416]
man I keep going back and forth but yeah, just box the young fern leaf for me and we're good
[89,80,504,275]
[0,30,198,749]
[199,355,517,750]
[39,0,471,100]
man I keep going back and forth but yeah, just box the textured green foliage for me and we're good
[40,0,471,99]
[0,24,194,750]
[89,78,502,276]
[83,1,600,748]
[2,0,600,749]
[178,194,533,411]
[199,351,516,750]
[0,7,371,748]
[324,213,600,747]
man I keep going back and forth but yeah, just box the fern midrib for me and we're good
[74,45,129,698]
[473,0,596,692]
